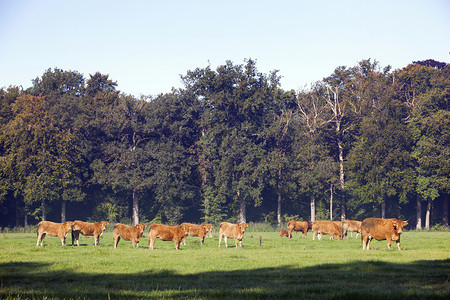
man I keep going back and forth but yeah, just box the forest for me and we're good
[0,58,448,230]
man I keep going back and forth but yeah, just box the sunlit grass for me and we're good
[0,229,449,298]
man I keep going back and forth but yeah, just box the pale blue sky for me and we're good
[1,0,449,97]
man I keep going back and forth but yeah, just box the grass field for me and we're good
[0,228,449,299]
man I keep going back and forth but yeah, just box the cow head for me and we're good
[391,219,407,234]
[182,225,191,235]
[64,221,74,231]
[137,223,147,234]
[239,223,249,233]
[101,221,109,231]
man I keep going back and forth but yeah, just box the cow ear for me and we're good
[391,220,397,229]
[404,220,408,226]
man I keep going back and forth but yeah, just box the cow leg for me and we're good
[40,233,46,247]
[367,237,372,250]
[149,236,155,250]
[114,236,120,248]
[396,238,402,251]
[218,234,222,248]
[201,236,205,245]
[36,233,42,247]
[72,231,80,246]
[224,236,228,248]
[175,241,180,250]
[386,237,392,250]
[37,233,45,247]
[61,235,65,246]
[318,233,322,240]
[288,229,293,239]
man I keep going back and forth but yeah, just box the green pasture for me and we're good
[0,229,449,299]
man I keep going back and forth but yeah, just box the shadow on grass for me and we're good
[0,260,449,299]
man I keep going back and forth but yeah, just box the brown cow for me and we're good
[113,223,147,248]
[148,224,188,250]
[71,220,109,246]
[218,222,249,248]
[361,218,408,251]
[287,220,312,238]
[342,220,362,238]
[182,223,207,245]
[204,224,214,238]
[280,229,290,238]
[312,221,343,240]
[36,221,73,247]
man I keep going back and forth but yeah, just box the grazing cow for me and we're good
[204,224,214,238]
[287,220,312,238]
[361,218,408,251]
[113,223,147,248]
[280,229,290,238]
[181,223,208,245]
[148,224,188,250]
[218,222,249,248]
[342,220,362,238]
[36,221,73,247]
[71,220,109,246]
[312,221,343,240]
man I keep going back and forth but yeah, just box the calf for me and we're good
[182,223,207,245]
[113,223,147,248]
[36,221,73,247]
[280,229,290,238]
[71,220,109,246]
[361,218,408,251]
[312,221,343,240]
[218,222,249,248]
[148,224,188,250]
[287,220,312,238]
[342,220,362,238]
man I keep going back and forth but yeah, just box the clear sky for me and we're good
[1,0,449,97]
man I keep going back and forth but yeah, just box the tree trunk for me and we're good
[132,190,139,225]
[16,205,20,227]
[61,200,66,223]
[425,199,431,230]
[238,190,246,223]
[338,142,346,221]
[41,201,46,221]
[24,214,28,228]
[330,185,333,221]
[277,190,281,227]
[443,194,448,229]
[310,194,316,222]
[416,198,422,230]
[381,200,385,219]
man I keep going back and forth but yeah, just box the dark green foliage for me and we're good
[0,59,448,228]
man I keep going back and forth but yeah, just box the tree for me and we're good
[295,83,338,221]
[0,94,83,222]
[398,61,450,229]
[346,61,415,219]
[182,59,280,223]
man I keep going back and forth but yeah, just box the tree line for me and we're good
[0,59,448,230]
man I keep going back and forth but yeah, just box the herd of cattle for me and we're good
[35,217,408,251]
[284,218,408,250]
